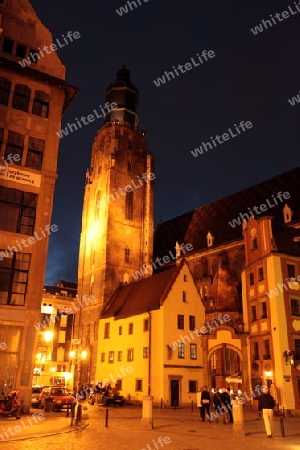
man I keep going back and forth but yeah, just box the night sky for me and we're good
[29,0,300,284]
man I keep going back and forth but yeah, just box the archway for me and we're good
[209,345,242,391]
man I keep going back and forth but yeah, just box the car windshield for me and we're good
[32,388,42,394]
[51,388,66,396]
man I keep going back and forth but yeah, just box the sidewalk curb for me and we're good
[0,422,90,442]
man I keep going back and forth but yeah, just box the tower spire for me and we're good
[105,65,139,126]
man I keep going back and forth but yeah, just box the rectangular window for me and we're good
[135,379,142,391]
[143,347,149,358]
[252,237,258,250]
[189,315,196,331]
[0,79,11,106]
[127,348,134,361]
[143,319,149,331]
[5,130,24,163]
[104,323,110,339]
[177,314,184,330]
[116,379,122,390]
[3,38,13,54]
[190,343,197,360]
[253,341,259,360]
[178,342,185,359]
[101,353,105,362]
[182,291,187,302]
[0,252,31,306]
[249,273,254,286]
[261,302,267,319]
[250,305,257,322]
[108,351,114,363]
[26,137,44,170]
[0,187,37,235]
[258,267,264,281]
[32,91,49,118]
[263,340,271,359]
[117,351,122,361]
[128,323,133,335]
[12,85,31,112]
[167,345,173,360]
[287,264,296,279]
[291,299,300,316]
[183,274,188,282]
[189,380,197,393]
[295,339,300,360]
[118,326,122,336]
[16,44,26,58]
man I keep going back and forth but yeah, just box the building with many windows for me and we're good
[154,167,300,411]
[0,0,77,411]
[98,260,205,406]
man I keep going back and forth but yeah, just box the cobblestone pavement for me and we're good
[0,405,299,450]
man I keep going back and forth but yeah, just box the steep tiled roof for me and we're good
[154,167,300,259]
[101,263,183,319]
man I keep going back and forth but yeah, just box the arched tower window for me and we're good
[125,191,133,220]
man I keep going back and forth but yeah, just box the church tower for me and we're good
[76,67,154,383]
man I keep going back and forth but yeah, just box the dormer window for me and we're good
[206,232,214,247]
[283,204,293,224]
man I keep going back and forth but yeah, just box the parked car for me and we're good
[102,393,125,407]
[39,387,74,411]
[31,387,43,408]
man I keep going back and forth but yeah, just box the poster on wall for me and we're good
[0,166,41,188]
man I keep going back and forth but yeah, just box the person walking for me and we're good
[201,386,211,421]
[212,390,222,423]
[196,387,202,420]
[221,388,233,423]
[258,386,276,438]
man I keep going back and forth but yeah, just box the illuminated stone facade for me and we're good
[0,0,77,411]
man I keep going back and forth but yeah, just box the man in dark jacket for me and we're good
[221,389,233,423]
[258,386,276,438]
[200,386,211,421]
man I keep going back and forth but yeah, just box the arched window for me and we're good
[0,78,11,106]
[125,191,133,220]
[12,84,31,112]
[32,90,49,118]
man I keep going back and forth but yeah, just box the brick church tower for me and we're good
[76,66,154,383]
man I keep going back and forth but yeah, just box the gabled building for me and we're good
[97,260,205,406]
[154,167,300,411]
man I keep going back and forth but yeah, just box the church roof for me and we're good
[154,167,300,259]
[101,262,185,319]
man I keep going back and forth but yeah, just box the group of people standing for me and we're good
[196,386,233,423]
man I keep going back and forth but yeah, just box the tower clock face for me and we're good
[250,228,257,237]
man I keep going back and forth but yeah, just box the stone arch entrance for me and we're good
[208,344,242,391]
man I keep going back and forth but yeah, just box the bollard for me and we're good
[280,417,285,437]
[76,403,82,425]
[105,408,109,427]
[191,400,193,413]
[161,398,163,409]
[66,404,70,417]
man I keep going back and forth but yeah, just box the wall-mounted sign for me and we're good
[0,165,41,187]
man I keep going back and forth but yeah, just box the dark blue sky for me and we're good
[30,0,300,284]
